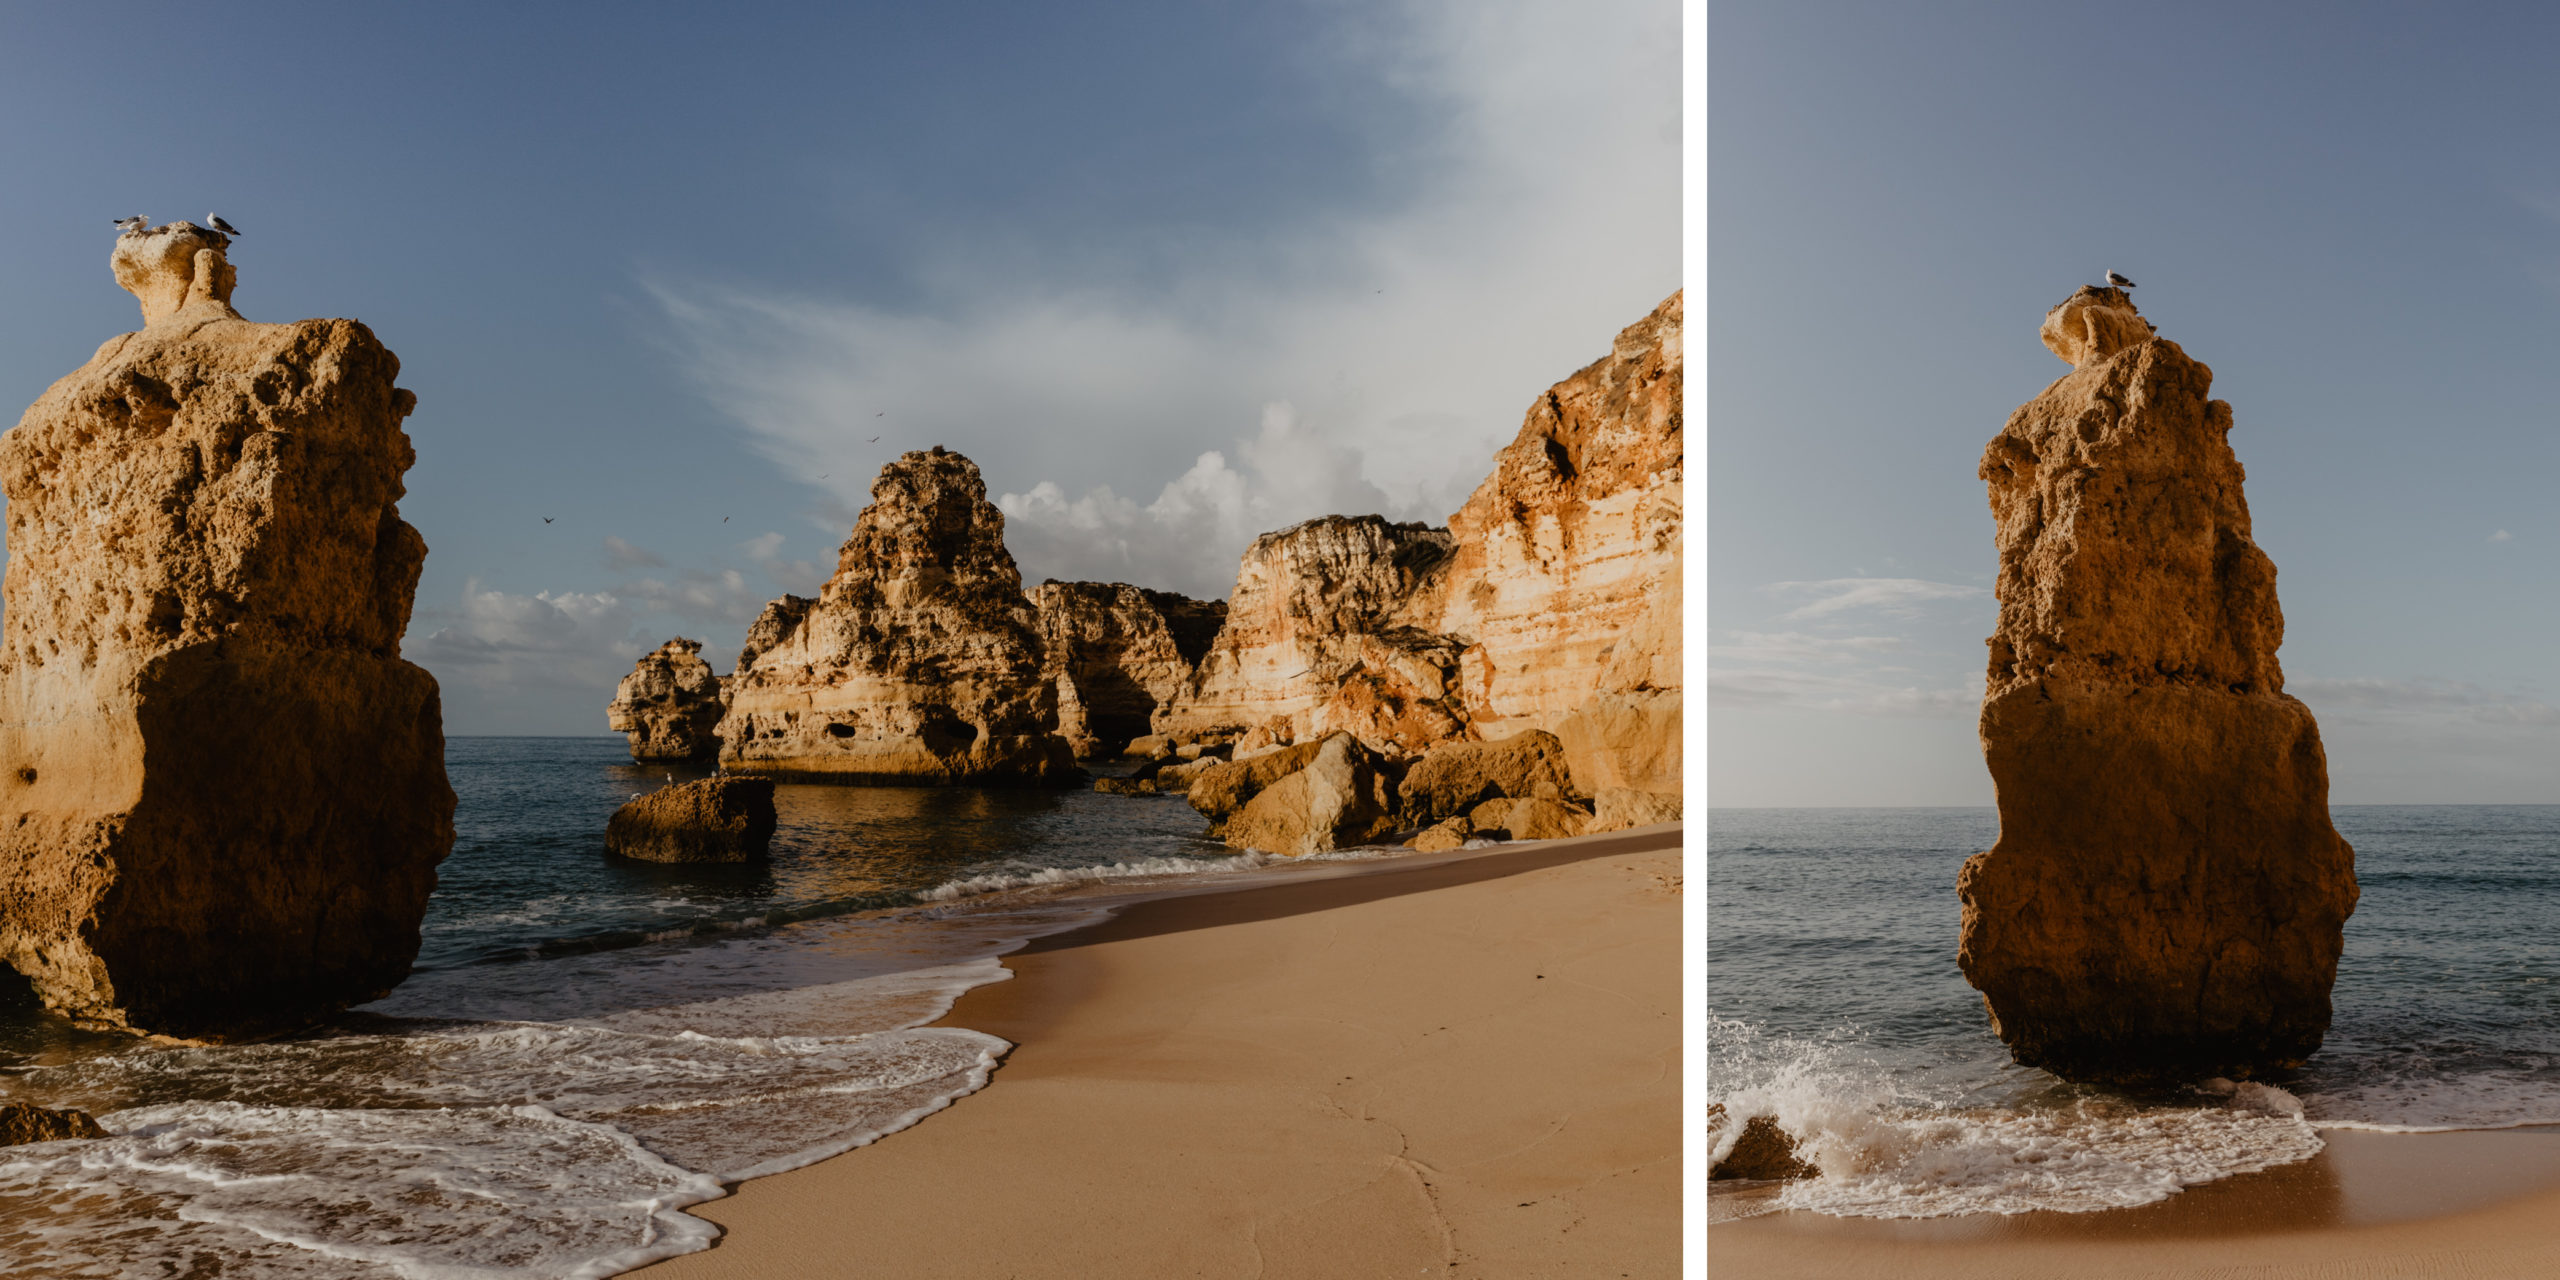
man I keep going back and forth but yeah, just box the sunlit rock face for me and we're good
[0,229,455,1038]
[1958,286,2357,1085]
[1438,290,1683,805]
[607,638,728,761]
[716,447,1079,785]
[1155,515,1470,757]
[1027,581,1223,758]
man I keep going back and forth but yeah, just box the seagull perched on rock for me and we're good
[113,216,147,235]
[2105,270,2137,289]
[206,213,240,237]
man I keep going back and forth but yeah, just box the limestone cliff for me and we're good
[1439,291,1683,801]
[1028,581,1224,758]
[1958,285,2357,1084]
[0,226,455,1038]
[606,637,728,761]
[715,448,1078,784]
[1157,516,1469,756]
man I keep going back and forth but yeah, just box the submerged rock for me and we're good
[1959,286,2358,1085]
[0,230,455,1038]
[605,778,778,863]
[606,637,728,761]
[1029,581,1225,758]
[715,449,1080,785]
[0,1103,107,1147]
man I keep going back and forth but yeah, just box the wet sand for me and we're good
[1713,1125,2560,1277]
[643,824,1688,1279]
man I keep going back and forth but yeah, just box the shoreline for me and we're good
[641,823,1687,1277]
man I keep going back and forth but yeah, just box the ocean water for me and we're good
[0,737,1342,1279]
[1708,806,2560,1219]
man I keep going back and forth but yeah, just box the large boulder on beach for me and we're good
[0,227,455,1038]
[606,778,777,863]
[1958,286,2358,1085]
[1399,730,1578,825]
[0,1103,108,1146]
[1221,732,1400,857]
[715,448,1079,785]
[1028,581,1224,759]
[606,637,728,761]
[1707,1105,1817,1181]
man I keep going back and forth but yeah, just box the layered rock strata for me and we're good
[716,448,1078,785]
[605,778,777,863]
[1440,291,1684,801]
[606,637,728,761]
[1028,581,1224,758]
[1958,286,2358,1084]
[1158,516,1469,756]
[0,228,455,1037]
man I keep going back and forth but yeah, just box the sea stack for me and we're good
[1959,285,2358,1084]
[607,637,727,761]
[0,224,455,1038]
[716,447,1080,784]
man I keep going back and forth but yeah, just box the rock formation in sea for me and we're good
[0,224,455,1038]
[1028,581,1225,758]
[605,778,778,863]
[1958,285,2358,1085]
[1439,290,1684,810]
[606,637,729,761]
[716,447,1080,785]
[1156,515,1470,756]
[0,1102,107,1147]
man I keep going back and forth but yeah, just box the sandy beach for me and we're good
[642,824,1687,1278]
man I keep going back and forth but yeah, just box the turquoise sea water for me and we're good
[0,737,1308,1278]
[1709,806,2560,1217]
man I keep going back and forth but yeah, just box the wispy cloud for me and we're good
[2290,675,2560,726]
[2490,529,2513,543]
[1766,577,1990,621]
[602,536,668,571]
[1707,627,1982,719]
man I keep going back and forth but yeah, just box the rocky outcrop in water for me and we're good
[605,778,777,863]
[1440,291,1684,806]
[0,1103,107,1146]
[0,228,455,1038]
[1028,581,1224,758]
[606,638,728,761]
[716,448,1079,785]
[1958,286,2358,1085]
[1157,516,1468,756]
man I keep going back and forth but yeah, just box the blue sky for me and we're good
[1713,2,2560,804]
[0,1,1679,734]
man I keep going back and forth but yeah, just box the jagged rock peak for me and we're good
[2040,285,2153,368]
[0,267,453,1038]
[607,637,728,762]
[113,222,240,328]
[715,447,1077,785]
[1959,287,2356,1084]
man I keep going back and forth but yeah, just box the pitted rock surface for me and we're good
[607,637,728,761]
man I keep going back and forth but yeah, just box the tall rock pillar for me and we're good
[1958,286,2357,1084]
[0,224,455,1038]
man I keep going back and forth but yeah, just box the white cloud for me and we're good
[1707,627,1981,720]
[2289,675,2560,726]
[602,536,668,571]
[643,0,1678,601]
[1767,577,1991,621]
[2490,529,2514,543]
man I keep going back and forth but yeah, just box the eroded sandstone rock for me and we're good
[1221,732,1401,857]
[1029,581,1224,758]
[1184,737,1331,834]
[1707,1105,1817,1181]
[0,1102,107,1146]
[607,637,728,761]
[1158,516,1469,755]
[1399,730,1578,825]
[606,778,777,863]
[0,235,455,1038]
[715,449,1079,785]
[1959,287,2358,1084]
[1408,816,1473,853]
[1587,787,1682,833]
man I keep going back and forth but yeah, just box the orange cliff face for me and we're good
[1436,291,1683,799]
[1957,286,2357,1085]
[0,226,454,1038]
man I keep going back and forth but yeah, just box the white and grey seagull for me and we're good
[2105,270,2137,288]
[207,213,240,237]
[112,216,147,235]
